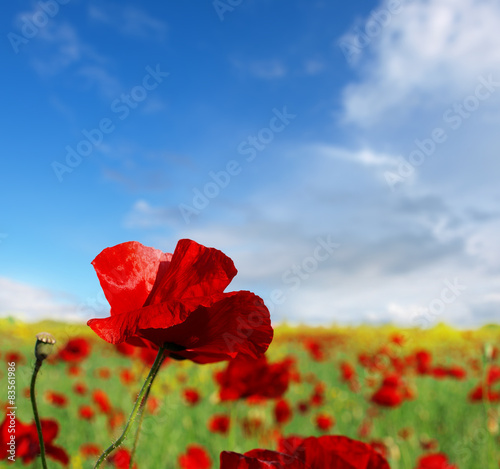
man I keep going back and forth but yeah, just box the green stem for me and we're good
[94,345,166,469]
[30,359,48,469]
[129,382,152,468]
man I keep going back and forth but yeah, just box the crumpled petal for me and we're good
[92,241,171,316]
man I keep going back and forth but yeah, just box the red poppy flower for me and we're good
[183,388,201,406]
[179,444,212,469]
[80,443,102,458]
[221,435,390,469]
[415,453,458,469]
[119,369,135,385]
[147,396,160,414]
[92,389,112,414]
[78,405,95,420]
[370,374,406,408]
[340,361,356,382]
[310,382,326,406]
[73,382,87,395]
[5,351,26,365]
[87,239,273,364]
[468,364,500,402]
[274,399,293,425]
[304,339,325,361]
[0,416,69,466]
[45,391,68,408]
[415,350,432,374]
[57,337,91,362]
[216,354,292,401]
[208,414,230,435]
[67,365,82,376]
[315,413,334,432]
[96,367,111,379]
[108,448,137,469]
[220,449,303,468]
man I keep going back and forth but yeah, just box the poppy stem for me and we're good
[94,345,167,469]
[128,382,152,468]
[30,358,48,469]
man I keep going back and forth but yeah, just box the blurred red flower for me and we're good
[415,350,432,375]
[468,364,500,402]
[57,337,91,362]
[119,369,135,385]
[45,391,68,408]
[371,374,406,408]
[108,448,137,469]
[73,382,87,395]
[179,444,212,469]
[87,239,273,364]
[221,435,390,468]
[216,354,292,401]
[304,339,325,361]
[315,413,335,432]
[183,388,201,406]
[92,389,112,414]
[78,405,95,420]
[415,453,458,469]
[0,416,69,466]
[208,414,230,435]
[80,443,101,458]
[274,399,293,425]
[340,361,356,382]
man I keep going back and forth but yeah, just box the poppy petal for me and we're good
[166,292,273,364]
[46,444,70,466]
[92,241,172,315]
[146,239,237,305]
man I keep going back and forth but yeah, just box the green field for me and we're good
[1,318,499,468]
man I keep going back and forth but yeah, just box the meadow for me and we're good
[1,317,499,468]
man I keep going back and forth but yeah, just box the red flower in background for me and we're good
[208,414,230,435]
[415,350,433,375]
[0,416,69,466]
[92,389,112,414]
[274,399,293,425]
[304,339,325,361]
[221,435,391,469]
[78,405,95,420]
[415,453,458,469]
[57,337,91,363]
[340,361,356,382]
[80,443,101,458]
[108,448,137,469]
[45,391,68,408]
[183,388,201,406]
[468,364,500,402]
[371,374,406,408]
[216,354,292,401]
[87,239,273,364]
[179,444,212,469]
[315,413,335,432]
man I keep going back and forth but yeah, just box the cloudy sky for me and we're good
[1,0,500,327]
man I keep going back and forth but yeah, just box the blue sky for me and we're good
[1,0,500,327]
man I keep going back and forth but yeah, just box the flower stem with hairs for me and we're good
[94,345,167,469]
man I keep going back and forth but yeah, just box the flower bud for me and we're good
[35,332,56,361]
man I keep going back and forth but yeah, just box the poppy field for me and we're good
[1,318,499,468]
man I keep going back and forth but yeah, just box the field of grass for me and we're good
[1,317,499,468]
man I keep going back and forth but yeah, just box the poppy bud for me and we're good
[35,332,56,361]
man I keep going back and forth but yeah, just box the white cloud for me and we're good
[341,0,500,126]
[0,277,87,323]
